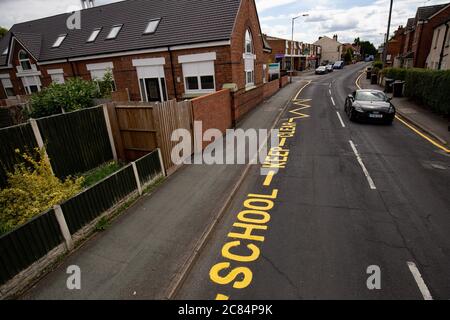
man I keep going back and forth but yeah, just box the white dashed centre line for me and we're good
[349,140,377,190]
[407,262,433,300]
[336,112,346,128]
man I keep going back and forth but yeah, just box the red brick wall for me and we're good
[263,79,279,99]
[280,75,289,88]
[191,89,232,150]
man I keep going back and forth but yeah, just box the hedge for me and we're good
[383,68,450,116]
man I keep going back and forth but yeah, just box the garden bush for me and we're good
[404,69,450,116]
[383,67,407,81]
[0,148,83,234]
[373,60,384,69]
[29,78,100,118]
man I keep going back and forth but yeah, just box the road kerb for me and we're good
[164,80,311,299]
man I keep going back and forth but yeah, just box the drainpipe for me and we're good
[168,47,178,100]
[438,22,450,70]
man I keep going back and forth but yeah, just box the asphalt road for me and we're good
[176,62,450,300]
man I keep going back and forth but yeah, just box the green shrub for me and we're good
[403,68,450,115]
[0,148,83,234]
[373,60,384,69]
[383,67,407,81]
[29,78,100,118]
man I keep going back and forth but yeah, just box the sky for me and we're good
[0,0,449,46]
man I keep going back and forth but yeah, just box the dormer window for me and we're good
[52,34,67,48]
[87,28,102,43]
[1,48,7,56]
[144,19,161,34]
[18,50,32,70]
[106,25,123,40]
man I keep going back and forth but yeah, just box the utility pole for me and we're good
[383,0,394,65]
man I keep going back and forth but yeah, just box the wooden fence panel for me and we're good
[37,106,113,179]
[0,209,63,286]
[112,103,158,161]
[0,123,38,188]
[153,100,193,173]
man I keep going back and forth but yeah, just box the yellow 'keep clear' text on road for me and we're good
[210,83,312,300]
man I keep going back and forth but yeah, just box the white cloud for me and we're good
[259,0,450,46]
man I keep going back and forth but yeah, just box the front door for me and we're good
[145,78,161,102]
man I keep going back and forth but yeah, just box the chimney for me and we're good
[81,0,95,9]
[333,34,338,41]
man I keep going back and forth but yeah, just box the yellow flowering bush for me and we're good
[0,148,83,234]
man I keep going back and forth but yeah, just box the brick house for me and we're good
[0,0,269,121]
[265,35,320,72]
[400,3,450,68]
[386,26,406,67]
[426,18,450,70]
[313,35,342,65]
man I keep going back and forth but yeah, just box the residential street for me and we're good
[176,62,450,300]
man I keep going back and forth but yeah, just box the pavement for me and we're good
[175,62,450,300]
[359,73,450,146]
[22,76,305,300]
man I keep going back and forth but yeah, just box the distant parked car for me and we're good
[315,66,328,75]
[333,61,345,69]
[344,89,396,125]
[326,64,334,72]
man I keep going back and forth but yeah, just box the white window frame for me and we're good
[132,57,168,103]
[21,75,41,94]
[52,34,67,48]
[1,74,15,97]
[18,50,32,71]
[106,25,123,40]
[244,29,255,88]
[144,19,161,35]
[87,28,102,43]
[47,69,65,84]
[87,62,116,91]
[179,52,217,95]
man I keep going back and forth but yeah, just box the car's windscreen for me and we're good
[356,91,387,102]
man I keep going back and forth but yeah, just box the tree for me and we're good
[359,40,377,58]
[0,27,8,39]
[344,48,353,63]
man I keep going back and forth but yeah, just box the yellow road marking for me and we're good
[263,170,276,187]
[279,138,287,147]
[294,80,312,100]
[355,71,364,90]
[395,116,450,153]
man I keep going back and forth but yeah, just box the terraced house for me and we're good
[0,0,269,120]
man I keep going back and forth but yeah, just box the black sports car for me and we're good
[344,90,396,125]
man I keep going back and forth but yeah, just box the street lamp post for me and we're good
[291,14,309,82]
[383,0,394,65]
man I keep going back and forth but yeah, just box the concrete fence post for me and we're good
[157,148,166,177]
[29,118,54,175]
[102,104,118,162]
[131,162,143,196]
[53,205,72,251]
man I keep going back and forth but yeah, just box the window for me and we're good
[446,31,450,47]
[107,25,123,39]
[144,19,161,34]
[87,28,102,42]
[434,29,441,49]
[182,61,216,93]
[179,53,216,94]
[1,48,7,55]
[21,75,41,94]
[133,58,168,102]
[18,50,31,70]
[1,77,15,97]
[244,29,255,87]
[52,34,67,48]
[87,62,116,91]
[48,69,65,84]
